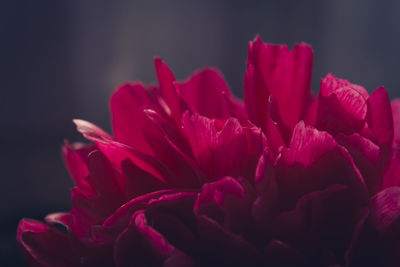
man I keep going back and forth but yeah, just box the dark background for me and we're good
[2,1,400,265]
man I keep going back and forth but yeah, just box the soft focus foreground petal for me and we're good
[391,99,400,142]
[367,86,394,145]
[245,36,313,134]
[17,219,77,266]
[317,74,368,135]
[277,122,368,210]
[175,68,233,118]
[110,82,157,155]
[45,212,74,232]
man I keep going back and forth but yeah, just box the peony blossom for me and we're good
[17,36,400,267]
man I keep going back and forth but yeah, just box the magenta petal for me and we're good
[141,192,198,260]
[243,58,285,152]
[392,99,400,142]
[182,112,264,181]
[245,36,313,132]
[61,141,93,193]
[336,133,380,194]
[110,82,156,155]
[142,109,202,187]
[114,211,174,267]
[154,58,182,124]
[383,149,400,188]
[277,122,368,210]
[175,68,233,118]
[370,187,400,235]
[182,112,217,179]
[252,149,279,222]
[86,151,124,205]
[73,119,175,184]
[317,74,368,135]
[17,219,76,266]
[195,177,255,233]
[367,86,394,145]
[69,152,124,234]
[282,121,336,167]
[103,189,179,230]
[214,118,248,178]
[122,159,168,199]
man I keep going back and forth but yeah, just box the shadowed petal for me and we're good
[367,87,394,145]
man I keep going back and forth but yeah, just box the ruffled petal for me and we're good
[277,121,368,210]
[317,74,368,135]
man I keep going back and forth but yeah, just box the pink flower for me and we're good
[18,36,400,266]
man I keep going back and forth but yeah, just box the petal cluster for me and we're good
[18,36,400,267]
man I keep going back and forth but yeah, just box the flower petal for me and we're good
[194,177,255,234]
[317,74,368,135]
[367,86,394,145]
[17,219,77,266]
[114,211,174,267]
[370,187,400,235]
[245,36,313,133]
[175,68,233,118]
[73,119,175,184]
[392,99,400,142]
[154,58,182,124]
[336,133,380,194]
[277,122,368,210]
[110,82,157,155]
[61,141,94,193]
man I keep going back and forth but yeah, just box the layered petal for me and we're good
[244,36,313,147]
[316,74,369,135]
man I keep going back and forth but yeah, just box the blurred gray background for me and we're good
[2,0,400,265]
